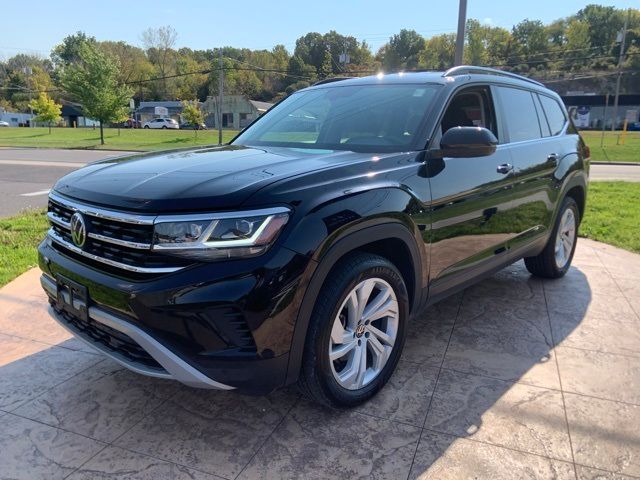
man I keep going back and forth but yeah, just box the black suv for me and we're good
[39,66,589,407]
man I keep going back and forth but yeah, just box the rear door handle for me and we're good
[547,153,558,164]
[496,163,514,174]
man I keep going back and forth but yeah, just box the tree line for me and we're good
[1,3,638,117]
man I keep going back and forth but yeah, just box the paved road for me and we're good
[590,163,640,182]
[0,148,638,217]
[0,148,132,217]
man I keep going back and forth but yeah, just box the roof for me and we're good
[136,106,182,115]
[138,101,184,108]
[61,104,84,116]
[249,100,273,112]
[306,69,552,95]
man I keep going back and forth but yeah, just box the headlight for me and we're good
[152,207,290,260]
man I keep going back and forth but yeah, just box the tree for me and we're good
[60,43,133,145]
[28,92,62,133]
[141,26,178,98]
[380,29,425,71]
[51,31,97,67]
[181,100,204,137]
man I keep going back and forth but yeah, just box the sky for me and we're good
[1,0,636,59]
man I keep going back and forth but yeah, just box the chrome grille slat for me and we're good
[49,192,156,225]
[47,228,183,274]
[87,232,151,250]
[46,193,187,274]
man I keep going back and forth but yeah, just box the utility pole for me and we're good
[454,0,468,66]
[23,67,33,127]
[218,48,224,145]
[611,9,629,132]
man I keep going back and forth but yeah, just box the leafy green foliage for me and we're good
[60,42,132,144]
[28,92,62,133]
[181,100,204,137]
[0,4,638,113]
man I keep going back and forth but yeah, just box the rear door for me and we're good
[426,85,520,297]
[493,86,566,253]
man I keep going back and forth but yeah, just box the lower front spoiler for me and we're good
[41,274,234,390]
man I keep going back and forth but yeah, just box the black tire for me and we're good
[161,125,167,129]
[143,125,149,129]
[298,252,409,408]
[525,196,580,279]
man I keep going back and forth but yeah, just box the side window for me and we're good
[439,87,498,145]
[495,86,541,143]
[539,95,567,136]
[533,95,551,137]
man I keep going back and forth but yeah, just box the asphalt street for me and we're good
[0,147,637,217]
[0,148,132,217]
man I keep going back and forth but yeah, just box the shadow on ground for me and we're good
[0,239,639,479]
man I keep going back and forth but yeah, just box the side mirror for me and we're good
[435,126,498,158]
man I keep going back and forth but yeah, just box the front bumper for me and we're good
[42,275,233,389]
[38,237,311,394]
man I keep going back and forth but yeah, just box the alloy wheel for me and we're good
[329,278,399,390]
[554,208,576,269]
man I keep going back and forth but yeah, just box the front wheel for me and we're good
[525,196,580,279]
[143,125,149,129]
[298,252,408,407]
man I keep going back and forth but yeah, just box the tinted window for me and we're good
[533,95,551,137]
[234,84,440,152]
[539,95,567,135]
[496,87,541,143]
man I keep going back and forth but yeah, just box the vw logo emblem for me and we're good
[70,212,87,248]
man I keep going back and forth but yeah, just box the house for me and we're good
[60,102,98,127]
[203,95,273,129]
[134,101,201,125]
[0,108,33,127]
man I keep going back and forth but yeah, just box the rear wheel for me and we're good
[298,252,408,407]
[161,125,167,129]
[525,196,579,279]
[143,125,149,129]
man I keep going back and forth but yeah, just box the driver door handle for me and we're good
[547,153,558,164]
[497,163,514,174]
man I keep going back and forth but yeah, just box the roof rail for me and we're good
[312,77,354,86]
[442,66,544,87]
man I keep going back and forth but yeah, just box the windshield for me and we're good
[233,84,440,152]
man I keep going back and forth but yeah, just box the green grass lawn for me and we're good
[0,209,49,287]
[0,127,239,151]
[580,130,640,163]
[580,181,640,254]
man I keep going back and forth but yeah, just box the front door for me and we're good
[425,85,520,298]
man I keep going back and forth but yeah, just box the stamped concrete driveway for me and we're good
[0,238,638,480]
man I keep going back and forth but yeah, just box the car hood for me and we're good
[53,145,370,212]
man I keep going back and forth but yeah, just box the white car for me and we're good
[142,118,179,129]
[0,121,10,127]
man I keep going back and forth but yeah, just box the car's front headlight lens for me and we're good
[152,208,290,260]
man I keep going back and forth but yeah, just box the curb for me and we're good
[591,161,640,166]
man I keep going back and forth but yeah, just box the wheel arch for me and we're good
[284,221,423,385]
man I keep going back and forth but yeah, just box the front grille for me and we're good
[47,194,190,275]
[52,300,163,371]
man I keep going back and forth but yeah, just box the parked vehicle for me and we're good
[142,118,179,129]
[180,122,207,130]
[39,67,589,407]
[121,118,142,129]
[0,121,10,127]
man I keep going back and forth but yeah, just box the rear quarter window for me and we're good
[538,95,567,136]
